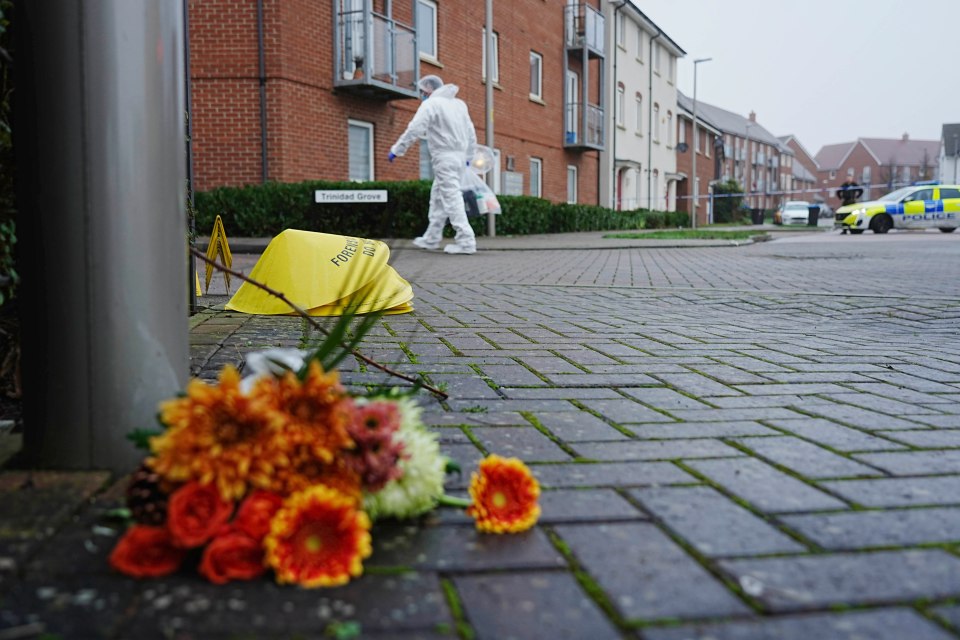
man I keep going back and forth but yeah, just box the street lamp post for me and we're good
[690,57,711,229]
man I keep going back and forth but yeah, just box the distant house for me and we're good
[814,135,940,204]
[778,135,819,201]
[940,123,960,185]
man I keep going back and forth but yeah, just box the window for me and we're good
[652,169,659,207]
[529,157,542,198]
[617,12,626,48]
[666,111,673,147]
[654,42,661,74]
[529,51,542,100]
[901,166,911,183]
[653,104,659,142]
[635,93,643,134]
[567,165,578,203]
[705,133,711,158]
[566,71,579,138]
[348,120,373,181]
[861,166,871,184]
[678,118,686,144]
[694,125,699,154]
[417,0,438,60]
[906,188,934,202]
[616,83,625,128]
[940,187,960,199]
[636,25,644,61]
[419,140,434,179]
[481,28,499,83]
[669,55,675,83]
[829,170,836,180]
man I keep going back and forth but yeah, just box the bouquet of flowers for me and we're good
[109,347,540,588]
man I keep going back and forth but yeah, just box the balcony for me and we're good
[564,102,604,150]
[564,3,605,56]
[334,0,419,100]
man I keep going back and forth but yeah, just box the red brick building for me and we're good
[814,134,940,204]
[187,0,602,205]
[675,93,721,226]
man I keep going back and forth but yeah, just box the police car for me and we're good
[835,184,960,234]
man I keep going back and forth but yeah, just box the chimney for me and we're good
[902,132,909,141]
[748,111,756,122]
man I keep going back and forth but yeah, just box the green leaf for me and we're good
[127,428,162,450]
[104,507,133,521]
[325,621,361,640]
[444,457,462,476]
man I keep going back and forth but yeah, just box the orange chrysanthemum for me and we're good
[149,366,287,501]
[466,455,541,534]
[264,485,372,588]
[256,444,363,502]
[273,362,355,464]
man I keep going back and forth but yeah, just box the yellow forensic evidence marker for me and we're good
[225,229,413,316]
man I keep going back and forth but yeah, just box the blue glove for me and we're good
[466,161,471,167]
[388,152,396,162]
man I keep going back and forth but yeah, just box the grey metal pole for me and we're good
[485,0,496,237]
[16,0,189,471]
[691,57,711,229]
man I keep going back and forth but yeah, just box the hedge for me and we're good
[194,179,689,238]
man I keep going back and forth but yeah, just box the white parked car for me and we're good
[774,201,810,225]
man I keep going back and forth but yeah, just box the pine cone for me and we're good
[126,463,169,525]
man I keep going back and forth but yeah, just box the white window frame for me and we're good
[616,12,626,48]
[636,24,644,61]
[566,70,579,138]
[616,84,625,128]
[706,132,711,157]
[417,0,438,61]
[668,55,675,84]
[635,93,642,134]
[653,104,660,143]
[348,119,374,182]
[529,157,542,197]
[678,118,686,145]
[654,42,661,75]
[567,165,578,203]
[529,51,543,100]
[862,165,872,184]
[666,111,673,147]
[482,28,500,83]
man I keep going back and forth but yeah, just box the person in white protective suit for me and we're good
[388,75,478,254]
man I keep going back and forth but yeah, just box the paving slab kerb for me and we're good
[4,230,960,638]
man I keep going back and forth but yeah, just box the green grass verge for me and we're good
[603,229,759,240]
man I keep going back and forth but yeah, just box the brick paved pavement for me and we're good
[4,229,960,639]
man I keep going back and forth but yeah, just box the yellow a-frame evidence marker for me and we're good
[204,215,233,294]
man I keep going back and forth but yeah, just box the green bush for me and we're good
[194,179,689,239]
[712,179,746,224]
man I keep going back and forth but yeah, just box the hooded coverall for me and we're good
[390,83,478,252]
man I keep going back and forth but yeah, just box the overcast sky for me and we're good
[632,0,959,156]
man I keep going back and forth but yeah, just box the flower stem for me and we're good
[437,494,471,509]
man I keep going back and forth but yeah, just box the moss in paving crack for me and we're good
[672,460,824,552]
[510,356,552,384]
[459,427,489,455]
[549,350,591,373]
[545,528,629,633]
[397,342,419,364]
[567,400,636,438]
[617,489,767,614]
[440,578,476,640]
[520,411,582,459]
[467,364,501,392]
[437,336,465,357]
[462,405,488,414]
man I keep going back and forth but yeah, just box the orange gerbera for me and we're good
[264,485,372,588]
[149,366,287,501]
[273,362,355,464]
[466,455,541,534]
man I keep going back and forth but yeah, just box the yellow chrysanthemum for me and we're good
[264,485,372,588]
[466,455,541,534]
[149,366,287,501]
[273,362,355,464]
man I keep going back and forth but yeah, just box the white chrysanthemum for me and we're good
[363,396,446,520]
